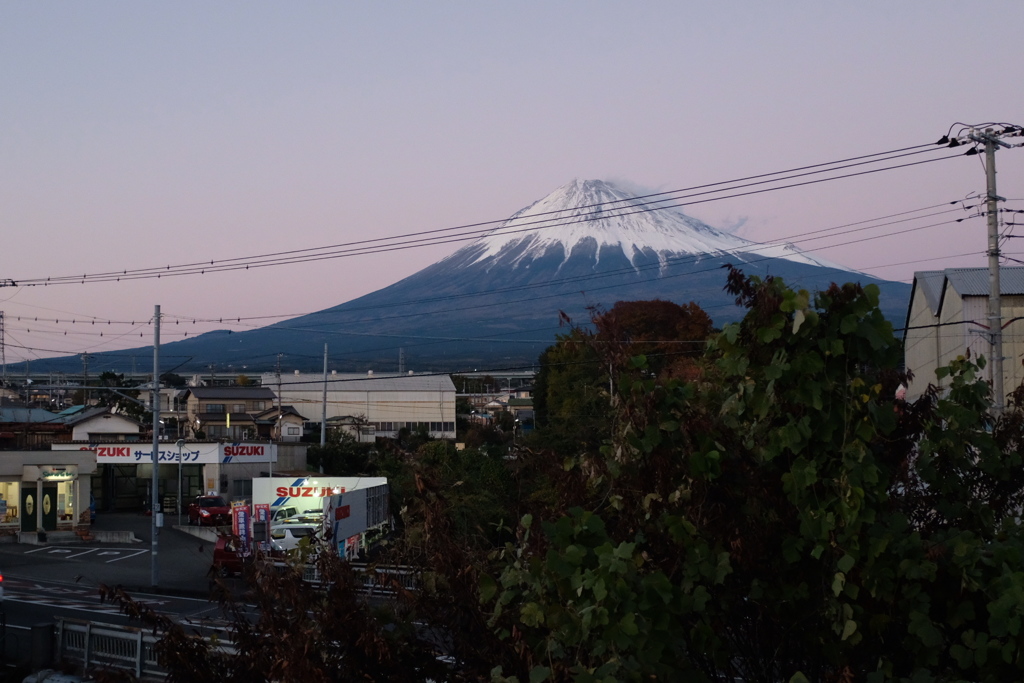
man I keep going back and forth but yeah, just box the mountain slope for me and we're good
[25,179,912,373]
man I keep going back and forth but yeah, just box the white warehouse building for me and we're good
[261,371,457,441]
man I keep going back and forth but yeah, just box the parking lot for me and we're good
[0,511,218,596]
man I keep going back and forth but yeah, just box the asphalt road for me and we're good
[1,512,218,594]
[0,512,234,631]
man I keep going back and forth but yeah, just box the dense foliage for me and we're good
[486,269,1024,682]
[106,271,1024,682]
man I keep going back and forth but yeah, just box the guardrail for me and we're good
[52,565,416,677]
[56,618,163,679]
[300,562,418,595]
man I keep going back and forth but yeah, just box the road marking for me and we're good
[21,545,149,563]
[104,549,148,563]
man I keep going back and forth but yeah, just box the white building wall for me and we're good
[904,285,939,402]
[71,414,142,441]
[905,286,1024,403]
[265,373,456,439]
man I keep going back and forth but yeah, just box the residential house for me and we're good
[0,406,67,450]
[181,386,277,440]
[253,406,305,442]
[62,407,143,442]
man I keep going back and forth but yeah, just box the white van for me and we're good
[270,522,319,552]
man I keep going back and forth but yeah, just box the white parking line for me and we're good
[103,549,148,563]
[23,545,149,562]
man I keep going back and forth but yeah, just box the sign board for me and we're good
[252,476,387,510]
[325,489,368,556]
[232,501,251,554]
[22,465,79,481]
[53,442,277,464]
[254,503,271,552]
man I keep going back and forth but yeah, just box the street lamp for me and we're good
[175,439,185,526]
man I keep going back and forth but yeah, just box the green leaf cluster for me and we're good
[486,271,1024,682]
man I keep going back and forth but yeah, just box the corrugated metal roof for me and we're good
[934,267,1024,297]
[0,407,63,424]
[912,270,947,314]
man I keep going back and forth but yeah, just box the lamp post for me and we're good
[175,439,185,526]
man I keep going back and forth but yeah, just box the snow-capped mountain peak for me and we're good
[453,178,844,271]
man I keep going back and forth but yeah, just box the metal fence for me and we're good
[47,565,414,678]
[301,562,418,595]
[56,618,163,679]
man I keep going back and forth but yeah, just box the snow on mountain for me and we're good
[454,178,846,271]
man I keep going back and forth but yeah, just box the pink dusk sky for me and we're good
[1,2,1023,364]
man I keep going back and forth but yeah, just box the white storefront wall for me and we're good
[0,450,96,535]
[52,442,279,509]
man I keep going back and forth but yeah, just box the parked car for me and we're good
[270,505,298,523]
[270,522,319,552]
[212,535,244,576]
[187,495,231,526]
[286,507,325,524]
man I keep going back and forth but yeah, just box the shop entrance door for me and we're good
[20,486,36,532]
[41,483,57,530]
[19,484,59,531]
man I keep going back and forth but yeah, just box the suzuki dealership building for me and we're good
[50,440,308,518]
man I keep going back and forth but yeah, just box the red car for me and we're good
[187,495,231,526]
[212,535,244,576]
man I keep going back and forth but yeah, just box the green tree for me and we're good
[532,301,713,456]
[94,371,148,422]
[307,431,377,476]
[486,270,1024,682]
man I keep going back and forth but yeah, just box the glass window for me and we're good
[253,401,265,410]
[232,404,245,413]
[206,404,225,413]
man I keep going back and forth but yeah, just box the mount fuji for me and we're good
[31,179,912,373]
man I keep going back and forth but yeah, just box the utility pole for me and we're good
[151,305,161,588]
[399,347,405,374]
[80,353,93,405]
[275,353,283,441]
[968,127,1013,414]
[321,343,328,459]
[0,311,5,388]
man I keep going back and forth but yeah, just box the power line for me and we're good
[3,198,965,336]
[5,145,964,288]
[0,211,975,365]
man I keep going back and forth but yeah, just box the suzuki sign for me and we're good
[52,442,277,464]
